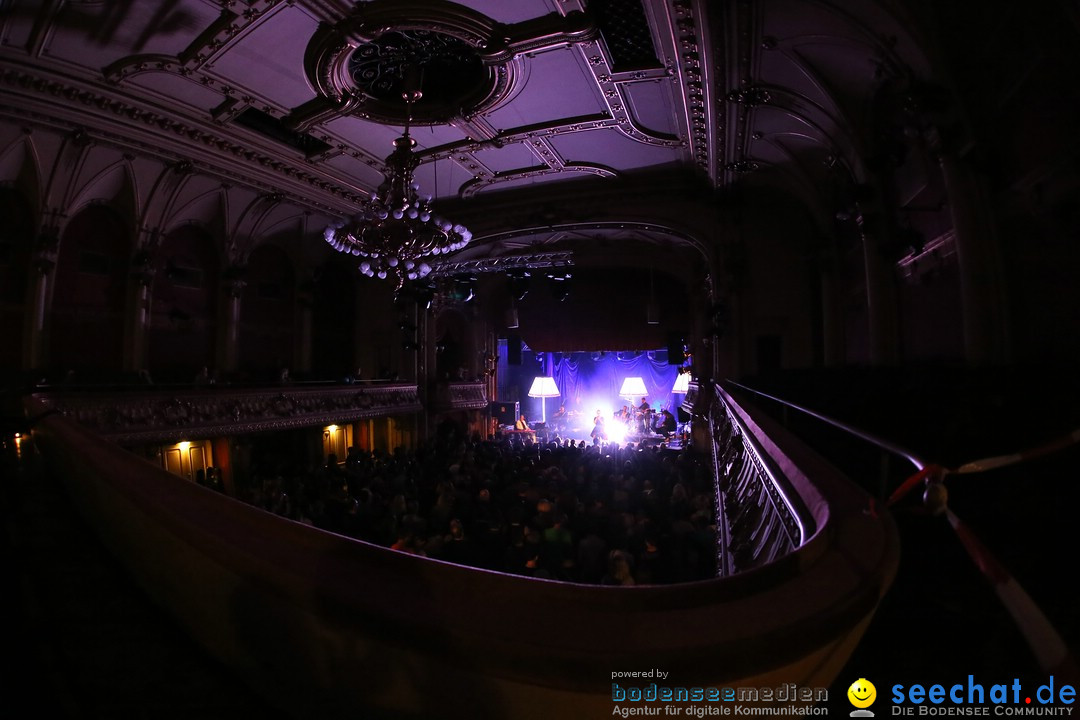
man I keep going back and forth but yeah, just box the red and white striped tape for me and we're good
[888,463,945,506]
[888,427,1080,507]
[881,429,1080,685]
[955,428,1080,474]
[946,508,1079,686]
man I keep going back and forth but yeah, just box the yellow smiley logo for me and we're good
[847,678,877,708]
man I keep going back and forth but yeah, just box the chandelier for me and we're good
[323,77,472,288]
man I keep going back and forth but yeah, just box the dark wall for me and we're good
[50,204,129,374]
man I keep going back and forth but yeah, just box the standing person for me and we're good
[590,414,606,444]
[636,398,651,433]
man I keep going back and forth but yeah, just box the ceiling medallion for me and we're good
[302,1,515,126]
[347,30,489,125]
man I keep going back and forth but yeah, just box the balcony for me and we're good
[428,380,489,414]
[29,381,423,445]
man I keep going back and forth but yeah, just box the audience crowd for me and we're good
[240,426,718,585]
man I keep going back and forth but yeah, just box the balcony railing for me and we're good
[687,382,817,577]
[20,378,898,717]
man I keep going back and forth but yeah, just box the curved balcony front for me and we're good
[23,379,898,719]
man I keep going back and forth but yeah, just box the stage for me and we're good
[496,418,688,451]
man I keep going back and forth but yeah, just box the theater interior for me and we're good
[1,0,1078,718]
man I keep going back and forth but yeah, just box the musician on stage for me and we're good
[551,404,568,430]
[635,398,652,434]
[657,407,677,435]
[590,413,607,443]
[515,414,531,431]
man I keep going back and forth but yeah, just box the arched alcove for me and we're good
[50,204,131,376]
[0,187,35,372]
[147,223,220,380]
[238,243,296,379]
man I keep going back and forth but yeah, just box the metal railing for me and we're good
[724,379,928,498]
[721,378,1080,687]
[695,382,817,577]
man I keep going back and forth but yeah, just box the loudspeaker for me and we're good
[489,401,519,425]
[667,331,685,364]
[507,333,521,365]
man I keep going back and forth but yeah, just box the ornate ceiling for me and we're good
[0,0,964,280]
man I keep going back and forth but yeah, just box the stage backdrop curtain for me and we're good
[553,352,678,415]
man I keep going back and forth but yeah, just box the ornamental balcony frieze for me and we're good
[430,381,489,413]
[32,383,423,445]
